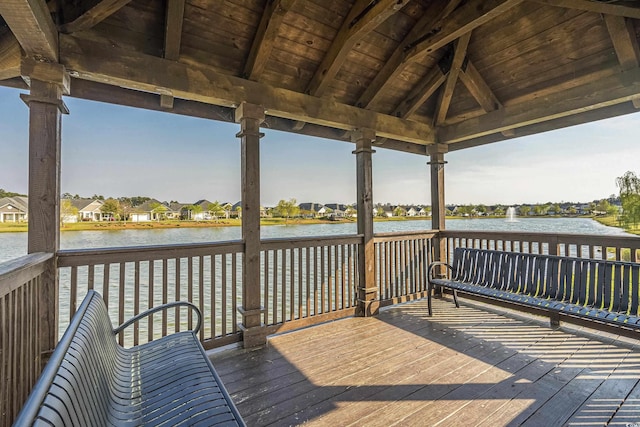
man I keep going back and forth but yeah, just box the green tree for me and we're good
[101,198,122,220]
[192,204,204,220]
[617,171,640,227]
[60,199,78,226]
[393,206,405,217]
[518,205,531,216]
[275,198,299,223]
[0,188,26,198]
[235,205,242,219]
[493,205,505,216]
[207,201,225,222]
[149,202,168,221]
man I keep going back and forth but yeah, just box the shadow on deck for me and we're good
[209,296,640,426]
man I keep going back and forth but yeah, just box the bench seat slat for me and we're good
[429,248,640,335]
[15,290,245,427]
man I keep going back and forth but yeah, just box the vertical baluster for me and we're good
[321,247,326,313]
[88,264,95,291]
[198,256,204,341]
[211,255,216,337]
[175,258,181,333]
[306,247,311,317]
[298,247,303,319]
[118,262,125,345]
[103,263,110,312]
[394,240,400,298]
[222,254,227,337]
[232,252,238,333]
[162,259,168,338]
[314,247,319,315]
[263,250,269,325]
[134,261,140,345]
[341,245,346,310]
[385,241,391,300]
[328,246,334,312]
[272,250,278,324]
[149,260,154,343]
[188,257,193,331]
[70,266,78,323]
[282,249,287,322]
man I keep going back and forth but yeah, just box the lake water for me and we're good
[0,217,632,263]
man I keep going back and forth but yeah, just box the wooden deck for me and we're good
[210,296,640,426]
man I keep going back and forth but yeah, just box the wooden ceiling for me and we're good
[1,0,640,154]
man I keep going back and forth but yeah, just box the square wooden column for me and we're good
[428,143,448,275]
[353,129,378,316]
[235,102,266,348]
[21,59,69,365]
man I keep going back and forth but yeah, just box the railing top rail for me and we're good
[57,240,245,267]
[261,234,363,250]
[374,230,438,242]
[440,230,640,246]
[0,252,53,297]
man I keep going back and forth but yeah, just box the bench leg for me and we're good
[550,312,560,328]
[427,282,433,316]
[452,290,460,308]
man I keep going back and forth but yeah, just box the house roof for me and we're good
[2,1,637,153]
[66,198,102,211]
[0,196,28,212]
[299,203,325,212]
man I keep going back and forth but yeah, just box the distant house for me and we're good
[298,202,327,218]
[0,196,28,222]
[130,199,170,222]
[193,199,213,220]
[324,203,348,218]
[406,206,421,217]
[167,203,186,219]
[65,198,104,222]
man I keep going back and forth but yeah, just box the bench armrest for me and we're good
[114,301,202,335]
[428,261,454,281]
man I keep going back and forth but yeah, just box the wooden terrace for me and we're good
[3,0,640,425]
[213,297,640,426]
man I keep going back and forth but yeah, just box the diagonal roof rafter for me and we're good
[434,32,471,125]
[59,0,133,34]
[0,0,58,61]
[243,0,297,82]
[604,13,640,108]
[356,0,463,110]
[306,0,408,98]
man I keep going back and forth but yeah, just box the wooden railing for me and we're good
[0,252,53,426]
[261,235,361,334]
[57,241,245,350]
[440,230,640,264]
[374,231,437,307]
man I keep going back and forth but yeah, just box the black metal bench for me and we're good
[428,247,640,335]
[14,290,245,426]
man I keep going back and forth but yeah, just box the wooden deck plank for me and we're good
[210,298,640,426]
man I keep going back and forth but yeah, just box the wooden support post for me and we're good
[21,59,70,367]
[429,143,448,280]
[235,102,266,348]
[353,128,378,316]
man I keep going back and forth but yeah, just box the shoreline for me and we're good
[0,214,631,234]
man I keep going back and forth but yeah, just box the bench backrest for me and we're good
[14,290,120,426]
[451,248,640,315]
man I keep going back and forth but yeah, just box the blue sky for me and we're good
[1,85,639,206]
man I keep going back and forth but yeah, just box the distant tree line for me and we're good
[0,188,26,198]
[617,171,640,228]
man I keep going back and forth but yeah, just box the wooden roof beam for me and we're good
[393,65,447,119]
[60,35,435,145]
[306,0,408,98]
[404,0,522,65]
[243,0,296,81]
[161,0,186,109]
[66,79,427,155]
[604,14,640,108]
[439,66,640,144]
[434,33,471,125]
[59,0,133,34]
[531,0,640,20]
[356,0,462,109]
[0,33,22,80]
[0,0,57,61]
[459,60,501,113]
